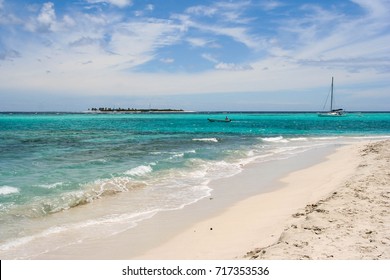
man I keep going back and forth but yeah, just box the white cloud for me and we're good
[206,25,262,50]
[259,1,283,11]
[184,4,249,26]
[201,53,253,71]
[23,2,76,33]
[86,0,133,8]
[187,37,210,48]
[176,2,263,51]
[350,0,390,18]
[146,4,154,11]
[0,11,22,26]
[69,36,101,48]
[62,15,76,27]
[0,4,183,90]
[201,53,218,63]
[0,0,389,111]
[267,0,390,76]
[134,4,154,17]
[160,57,174,64]
[174,16,261,50]
[215,62,253,71]
[186,1,254,25]
[186,5,217,17]
[38,2,56,28]
[107,19,182,69]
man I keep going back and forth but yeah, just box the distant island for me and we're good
[88,107,184,113]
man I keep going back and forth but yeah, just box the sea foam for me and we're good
[124,165,153,176]
[0,186,19,196]
[192,138,218,142]
[36,182,64,189]
[261,136,289,143]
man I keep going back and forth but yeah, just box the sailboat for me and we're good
[318,77,345,117]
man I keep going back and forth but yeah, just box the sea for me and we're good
[1,111,390,258]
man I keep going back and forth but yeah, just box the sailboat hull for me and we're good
[318,112,346,117]
[318,108,345,117]
[207,118,231,122]
[318,77,345,117]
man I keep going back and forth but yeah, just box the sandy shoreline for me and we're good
[6,139,388,260]
[23,140,336,260]
[246,139,390,260]
[135,140,390,259]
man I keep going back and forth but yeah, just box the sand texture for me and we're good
[245,140,390,260]
[135,141,383,259]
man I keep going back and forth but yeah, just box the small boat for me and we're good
[208,118,231,122]
[318,77,345,117]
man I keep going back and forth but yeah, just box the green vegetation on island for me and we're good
[88,107,184,113]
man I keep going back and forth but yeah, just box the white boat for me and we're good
[318,77,345,117]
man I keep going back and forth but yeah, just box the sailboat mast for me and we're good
[330,77,334,111]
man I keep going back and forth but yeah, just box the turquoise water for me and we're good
[1,112,390,258]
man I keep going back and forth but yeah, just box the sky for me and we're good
[0,0,389,111]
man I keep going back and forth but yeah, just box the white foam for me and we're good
[289,137,308,141]
[0,186,19,196]
[0,225,67,251]
[193,138,218,143]
[168,152,184,159]
[124,165,153,176]
[261,136,289,143]
[91,177,145,196]
[37,182,64,189]
[89,159,107,163]
[312,136,340,140]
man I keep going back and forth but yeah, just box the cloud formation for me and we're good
[85,0,133,8]
[0,0,389,111]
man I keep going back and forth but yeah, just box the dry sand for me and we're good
[137,140,390,259]
[245,139,390,260]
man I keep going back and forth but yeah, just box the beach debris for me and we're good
[292,212,305,218]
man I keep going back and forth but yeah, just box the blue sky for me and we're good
[0,0,389,111]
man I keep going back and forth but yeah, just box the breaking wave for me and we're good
[0,186,20,196]
[124,165,153,177]
[192,138,219,143]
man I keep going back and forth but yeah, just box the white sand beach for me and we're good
[245,140,390,260]
[135,140,390,260]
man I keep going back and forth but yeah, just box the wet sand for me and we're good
[136,140,390,259]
